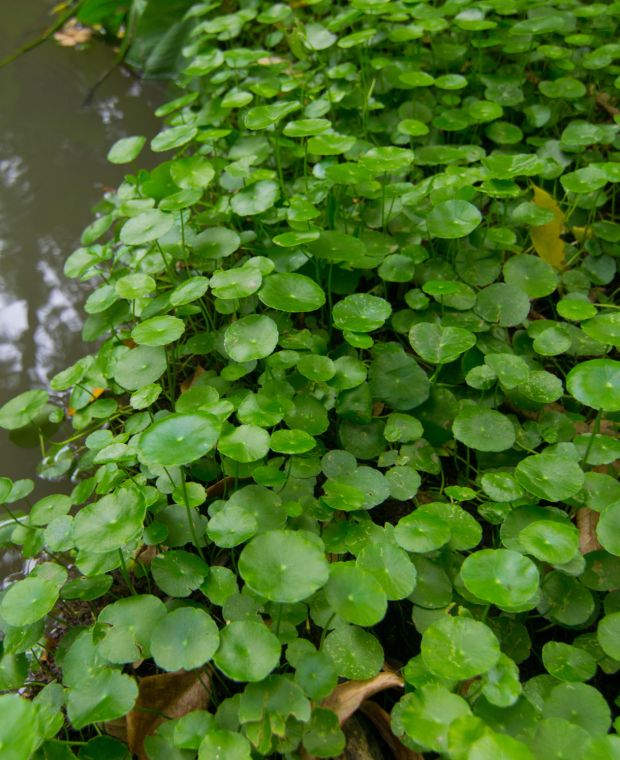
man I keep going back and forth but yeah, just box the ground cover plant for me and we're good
[1,0,620,757]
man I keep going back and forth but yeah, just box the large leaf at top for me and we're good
[125,0,197,78]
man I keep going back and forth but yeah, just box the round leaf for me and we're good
[107,136,146,164]
[138,413,221,467]
[566,359,620,412]
[461,549,539,610]
[515,453,584,502]
[231,180,279,216]
[453,406,515,452]
[409,323,476,364]
[151,607,219,671]
[131,316,185,347]
[427,201,482,239]
[333,294,392,333]
[214,620,280,682]
[324,563,387,626]
[239,530,329,602]
[259,273,325,312]
[218,424,270,463]
[113,346,167,390]
[422,616,501,680]
[119,210,173,245]
[224,315,278,362]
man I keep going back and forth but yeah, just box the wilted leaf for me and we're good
[530,185,565,269]
[106,669,212,760]
[360,701,423,760]
[577,508,602,555]
[322,671,404,726]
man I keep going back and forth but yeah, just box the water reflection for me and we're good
[0,0,164,486]
[0,2,165,576]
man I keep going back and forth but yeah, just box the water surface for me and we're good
[0,1,164,580]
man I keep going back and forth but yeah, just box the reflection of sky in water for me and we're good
[0,2,164,576]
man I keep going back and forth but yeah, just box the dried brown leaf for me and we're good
[322,672,404,726]
[577,507,602,555]
[360,701,423,760]
[106,669,212,759]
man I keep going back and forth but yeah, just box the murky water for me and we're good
[0,1,165,580]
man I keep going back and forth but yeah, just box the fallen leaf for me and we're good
[577,508,602,555]
[322,671,404,726]
[530,184,565,269]
[360,701,423,760]
[54,18,92,47]
[106,669,212,759]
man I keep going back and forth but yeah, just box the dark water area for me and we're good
[0,1,165,581]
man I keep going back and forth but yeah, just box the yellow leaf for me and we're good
[530,185,565,269]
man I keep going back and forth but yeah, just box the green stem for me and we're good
[0,1,85,69]
[582,409,603,467]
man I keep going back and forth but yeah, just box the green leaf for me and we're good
[198,729,251,760]
[333,293,392,333]
[427,201,482,239]
[503,254,559,298]
[515,453,584,502]
[193,227,241,259]
[170,156,215,189]
[98,595,166,663]
[73,484,145,554]
[306,230,367,265]
[259,273,325,312]
[542,683,611,735]
[132,316,185,347]
[421,616,501,680]
[0,390,49,431]
[67,670,138,730]
[214,620,280,682]
[453,406,515,452]
[581,313,620,347]
[244,101,300,130]
[239,530,328,602]
[356,543,416,600]
[151,607,219,671]
[218,424,270,463]
[598,611,620,660]
[468,733,534,760]
[270,428,316,454]
[597,502,620,556]
[566,359,620,412]
[542,642,597,682]
[395,510,451,553]
[283,119,331,137]
[303,708,346,758]
[119,210,173,245]
[368,346,430,410]
[0,694,43,760]
[231,180,279,216]
[151,124,197,152]
[475,283,530,327]
[323,625,383,680]
[152,551,208,597]
[409,323,476,364]
[461,549,539,611]
[169,276,210,306]
[113,346,167,391]
[224,315,279,362]
[0,576,59,626]
[394,684,471,753]
[106,136,146,164]
[325,563,387,626]
[519,520,580,565]
[138,413,221,467]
